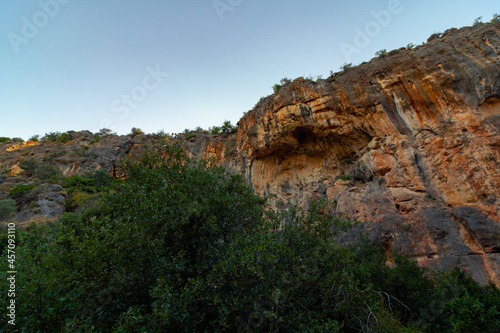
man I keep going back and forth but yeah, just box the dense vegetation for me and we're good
[1,144,499,332]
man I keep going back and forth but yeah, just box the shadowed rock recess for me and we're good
[1,23,500,285]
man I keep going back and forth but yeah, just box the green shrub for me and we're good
[473,16,483,26]
[130,127,144,135]
[220,120,237,134]
[9,184,37,196]
[62,174,96,195]
[1,169,10,175]
[340,62,353,71]
[492,13,500,24]
[376,49,388,57]
[209,125,221,134]
[58,132,72,143]
[209,120,237,135]
[406,43,416,50]
[0,137,11,143]
[152,129,171,139]
[35,165,61,181]
[19,158,38,177]
[28,135,40,142]
[0,198,17,220]
[340,174,351,180]
[29,201,40,209]
[91,169,114,191]
[41,131,72,144]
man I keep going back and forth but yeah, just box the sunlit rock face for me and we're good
[185,23,500,285]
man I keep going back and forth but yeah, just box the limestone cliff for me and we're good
[184,23,500,285]
[1,23,499,285]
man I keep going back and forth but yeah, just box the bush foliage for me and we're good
[1,144,499,332]
[0,199,16,221]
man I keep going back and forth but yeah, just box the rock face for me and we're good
[184,23,500,285]
[1,23,499,285]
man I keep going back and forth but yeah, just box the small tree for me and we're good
[35,165,61,181]
[473,16,483,26]
[220,120,237,134]
[340,63,353,71]
[98,128,114,137]
[209,126,221,134]
[130,127,144,136]
[375,49,387,57]
[19,158,38,177]
[273,83,282,93]
[492,13,500,24]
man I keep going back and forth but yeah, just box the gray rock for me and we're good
[38,192,66,203]
[46,184,63,192]
[453,206,500,252]
[38,199,64,218]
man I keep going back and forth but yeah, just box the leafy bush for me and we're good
[29,200,40,209]
[0,198,17,220]
[41,131,72,144]
[91,128,115,143]
[272,78,292,94]
[152,129,171,139]
[340,174,351,180]
[9,184,36,196]
[35,165,61,181]
[62,170,116,195]
[376,49,388,57]
[473,16,483,26]
[492,13,500,24]
[130,127,144,135]
[0,137,11,143]
[28,135,40,142]
[209,120,237,135]
[340,62,353,71]
[62,174,96,195]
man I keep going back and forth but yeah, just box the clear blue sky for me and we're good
[1,0,498,140]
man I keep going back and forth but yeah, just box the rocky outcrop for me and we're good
[184,23,500,285]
